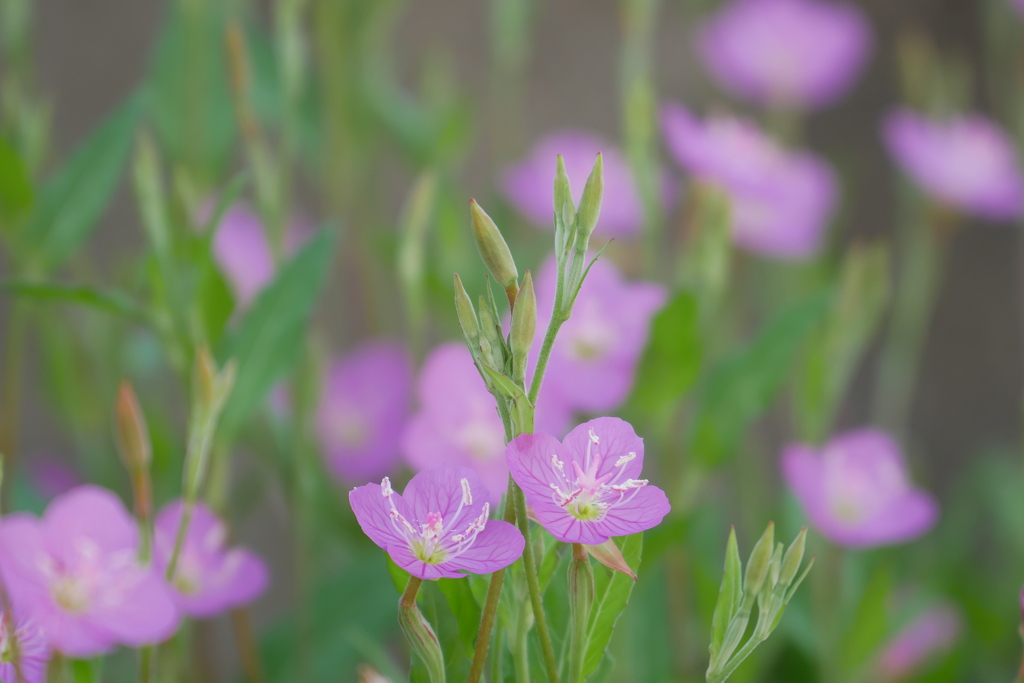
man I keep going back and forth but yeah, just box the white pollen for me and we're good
[610,478,648,492]
[551,454,565,472]
[588,428,600,444]
[460,478,473,506]
[614,452,637,467]
[381,477,393,498]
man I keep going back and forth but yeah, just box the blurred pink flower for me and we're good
[316,341,413,482]
[501,130,672,238]
[883,108,1024,219]
[0,608,49,683]
[401,344,508,502]
[153,501,268,618]
[876,604,961,681]
[662,103,837,259]
[782,429,938,548]
[0,486,179,657]
[531,254,665,425]
[209,203,309,308]
[697,0,872,109]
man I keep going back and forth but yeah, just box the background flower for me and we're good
[401,343,508,501]
[0,609,49,683]
[316,340,413,482]
[876,604,961,681]
[782,429,939,547]
[153,501,269,618]
[697,0,872,109]
[0,486,179,657]
[883,108,1024,219]
[661,103,837,259]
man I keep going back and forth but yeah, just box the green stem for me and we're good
[0,302,29,512]
[568,543,593,683]
[528,313,567,405]
[514,607,531,683]
[165,500,194,582]
[514,482,560,682]
[468,475,518,683]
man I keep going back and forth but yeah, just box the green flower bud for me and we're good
[453,274,480,350]
[470,199,519,303]
[568,544,595,682]
[510,271,536,387]
[398,600,446,683]
[477,295,504,371]
[554,154,576,261]
[779,527,808,590]
[116,381,152,472]
[575,153,604,247]
[744,522,775,600]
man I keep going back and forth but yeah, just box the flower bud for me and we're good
[744,522,775,599]
[398,601,446,683]
[116,382,152,472]
[554,154,576,259]
[585,538,637,580]
[779,527,808,590]
[568,544,595,679]
[193,345,219,410]
[476,295,504,371]
[470,199,519,303]
[453,274,480,349]
[510,271,536,387]
[575,153,604,248]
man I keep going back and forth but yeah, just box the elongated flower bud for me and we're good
[510,271,536,387]
[470,199,519,303]
[575,153,604,247]
[568,544,595,682]
[453,274,480,349]
[779,527,807,590]
[554,154,576,260]
[398,599,446,683]
[744,522,775,600]
[116,382,151,472]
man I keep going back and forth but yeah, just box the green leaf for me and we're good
[216,229,335,439]
[477,363,533,433]
[0,136,33,226]
[710,527,742,662]
[629,290,701,413]
[689,290,832,465]
[839,565,890,676]
[1,280,148,322]
[437,577,483,656]
[23,93,142,269]
[583,532,643,677]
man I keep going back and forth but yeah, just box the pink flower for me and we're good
[506,417,671,545]
[401,344,509,502]
[501,130,673,238]
[882,108,1024,219]
[0,609,49,683]
[697,0,872,109]
[0,486,179,657]
[782,429,939,548]
[532,254,665,426]
[316,340,413,482]
[152,501,269,619]
[876,605,961,681]
[349,465,525,580]
[662,103,837,259]
[209,204,309,308]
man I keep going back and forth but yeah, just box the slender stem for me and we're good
[568,543,592,683]
[230,608,267,683]
[165,500,194,582]
[0,302,29,512]
[400,576,423,609]
[528,313,567,405]
[513,483,559,682]
[468,476,518,683]
[514,609,531,683]
[139,647,152,683]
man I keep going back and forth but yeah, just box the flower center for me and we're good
[547,428,648,523]
[380,477,488,567]
[332,412,370,448]
[52,574,91,613]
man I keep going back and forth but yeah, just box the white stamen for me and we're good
[460,478,473,506]
[614,452,637,468]
[551,454,565,472]
[609,478,648,492]
[589,428,600,444]
[550,483,571,504]
[381,477,393,498]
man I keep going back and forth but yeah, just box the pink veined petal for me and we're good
[589,486,671,540]
[442,520,525,576]
[401,465,490,528]
[561,417,646,483]
[42,486,137,557]
[349,483,413,552]
[386,543,464,581]
[93,569,180,647]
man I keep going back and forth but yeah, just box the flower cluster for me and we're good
[0,486,268,674]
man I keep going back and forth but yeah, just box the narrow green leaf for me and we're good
[477,363,533,433]
[0,280,148,322]
[437,577,483,655]
[690,290,832,465]
[582,532,643,677]
[629,290,701,413]
[216,229,334,439]
[710,527,742,662]
[0,136,33,226]
[839,565,890,675]
[24,93,143,269]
